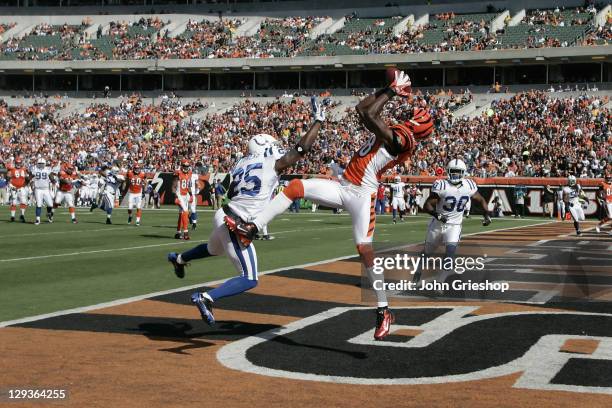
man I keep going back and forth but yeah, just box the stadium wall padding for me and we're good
[150,173,607,218]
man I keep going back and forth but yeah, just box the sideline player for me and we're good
[91,165,124,224]
[173,160,194,240]
[563,175,587,236]
[556,185,565,220]
[408,183,421,216]
[126,164,145,226]
[190,164,201,230]
[167,97,327,326]
[55,163,78,223]
[595,173,611,234]
[415,159,491,284]
[31,158,56,225]
[7,158,29,222]
[390,175,406,223]
[234,71,434,340]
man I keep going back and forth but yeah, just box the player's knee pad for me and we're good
[283,179,304,200]
[356,243,374,267]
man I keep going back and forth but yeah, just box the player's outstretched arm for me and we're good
[355,88,394,146]
[472,191,492,226]
[274,97,325,173]
[355,70,412,146]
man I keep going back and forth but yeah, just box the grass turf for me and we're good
[0,206,547,322]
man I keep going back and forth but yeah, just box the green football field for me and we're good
[0,206,547,322]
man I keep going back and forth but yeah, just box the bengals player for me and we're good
[7,157,29,222]
[235,70,433,340]
[126,164,146,226]
[173,160,193,240]
[596,173,612,234]
[55,163,78,223]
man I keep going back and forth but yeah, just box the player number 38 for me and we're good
[442,195,470,212]
[7,389,66,399]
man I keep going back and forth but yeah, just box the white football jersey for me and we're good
[103,172,122,195]
[390,182,405,199]
[227,147,284,221]
[31,166,54,190]
[191,173,199,196]
[563,184,582,204]
[432,178,479,225]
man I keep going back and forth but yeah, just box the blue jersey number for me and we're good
[442,195,470,212]
[230,163,262,198]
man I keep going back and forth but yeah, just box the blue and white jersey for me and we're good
[563,184,582,204]
[103,172,123,195]
[432,178,479,225]
[30,166,54,190]
[390,182,405,199]
[227,147,284,221]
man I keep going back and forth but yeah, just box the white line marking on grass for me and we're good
[0,219,554,327]
[0,254,358,328]
[0,241,192,262]
[0,221,430,263]
[0,226,137,239]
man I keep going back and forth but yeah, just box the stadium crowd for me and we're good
[0,6,606,60]
[1,89,609,180]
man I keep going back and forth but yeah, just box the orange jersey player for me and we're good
[126,165,146,226]
[7,158,29,222]
[595,173,612,234]
[173,160,193,240]
[237,72,433,340]
[55,164,78,223]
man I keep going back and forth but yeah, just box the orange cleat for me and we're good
[374,307,395,340]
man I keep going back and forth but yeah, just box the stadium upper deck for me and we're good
[0,0,609,93]
[0,5,608,60]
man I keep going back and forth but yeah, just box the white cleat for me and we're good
[595,225,601,233]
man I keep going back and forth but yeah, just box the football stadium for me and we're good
[0,0,611,406]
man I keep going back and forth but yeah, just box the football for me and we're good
[386,67,400,83]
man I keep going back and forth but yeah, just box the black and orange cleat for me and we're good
[183,232,190,241]
[374,307,395,341]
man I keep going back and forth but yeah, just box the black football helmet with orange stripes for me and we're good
[388,107,434,155]
[408,107,434,140]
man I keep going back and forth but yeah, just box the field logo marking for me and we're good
[217,305,612,392]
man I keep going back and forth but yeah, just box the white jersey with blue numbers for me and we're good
[31,167,54,190]
[227,147,284,221]
[432,178,479,225]
[391,182,405,199]
[563,184,582,204]
[103,173,122,195]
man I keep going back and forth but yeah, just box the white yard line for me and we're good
[0,254,359,328]
[0,217,520,262]
[0,219,554,327]
[0,226,136,239]
[0,222,430,263]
